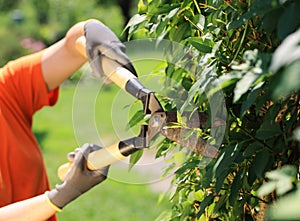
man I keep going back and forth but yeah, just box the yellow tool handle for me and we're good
[57,142,126,181]
[57,162,73,181]
[57,36,138,181]
[75,36,136,89]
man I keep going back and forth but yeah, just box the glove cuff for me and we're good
[47,183,82,210]
[44,191,62,212]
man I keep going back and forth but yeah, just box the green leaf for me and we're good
[125,14,147,30]
[240,81,264,117]
[138,0,148,14]
[165,151,186,164]
[270,28,300,73]
[148,3,180,15]
[129,149,143,171]
[277,3,300,40]
[125,14,148,38]
[227,0,281,30]
[247,165,257,187]
[175,159,201,175]
[188,37,212,53]
[267,165,297,180]
[266,184,300,220]
[293,127,300,142]
[229,169,244,206]
[272,60,300,100]
[252,149,270,178]
[126,110,148,130]
[170,23,190,42]
[218,73,240,90]
[262,8,281,34]
[256,120,282,140]
[275,179,295,196]
[155,139,172,158]
[213,143,241,192]
[196,14,206,31]
[243,142,264,157]
[233,71,261,102]
[257,181,277,197]
[215,170,229,193]
[194,189,205,201]
[165,7,179,19]
[154,210,172,221]
[258,165,297,197]
[213,194,227,214]
[213,144,240,176]
[197,194,214,218]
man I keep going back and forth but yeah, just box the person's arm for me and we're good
[0,144,109,221]
[41,19,137,92]
[0,194,56,221]
[41,21,87,92]
[0,19,132,220]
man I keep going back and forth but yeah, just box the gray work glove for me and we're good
[84,20,137,77]
[47,143,109,209]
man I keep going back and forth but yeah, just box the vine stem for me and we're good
[237,125,274,154]
[198,3,217,10]
[224,1,238,11]
[193,0,201,14]
[184,16,203,34]
[242,190,269,204]
[229,0,251,66]
[228,109,274,153]
[229,21,248,66]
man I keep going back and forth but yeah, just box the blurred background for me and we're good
[0,0,171,220]
[0,0,135,66]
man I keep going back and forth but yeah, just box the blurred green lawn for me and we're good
[33,60,171,220]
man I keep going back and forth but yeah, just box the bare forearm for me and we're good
[0,194,56,221]
[41,21,88,91]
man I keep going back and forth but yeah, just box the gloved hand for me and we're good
[47,143,109,209]
[84,19,137,78]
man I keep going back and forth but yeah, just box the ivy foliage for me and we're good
[127,0,300,220]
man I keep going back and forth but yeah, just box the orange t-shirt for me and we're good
[0,52,59,221]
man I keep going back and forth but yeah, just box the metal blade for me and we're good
[164,111,209,128]
[160,111,225,158]
[161,127,219,158]
[147,111,166,146]
[146,93,164,114]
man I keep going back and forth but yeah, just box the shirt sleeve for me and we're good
[1,51,59,118]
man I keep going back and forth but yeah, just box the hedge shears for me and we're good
[58,37,219,180]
